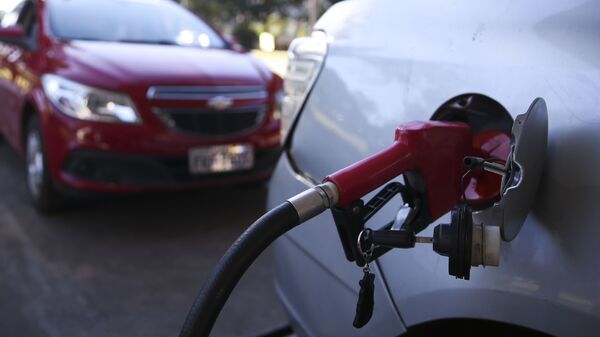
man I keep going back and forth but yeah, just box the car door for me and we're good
[0,0,37,148]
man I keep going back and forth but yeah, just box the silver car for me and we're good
[268,0,600,336]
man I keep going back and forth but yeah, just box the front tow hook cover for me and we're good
[493,98,548,241]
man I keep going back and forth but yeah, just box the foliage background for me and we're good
[182,0,342,49]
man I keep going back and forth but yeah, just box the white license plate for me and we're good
[188,144,254,174]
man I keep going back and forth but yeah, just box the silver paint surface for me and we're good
[268,0,600,336]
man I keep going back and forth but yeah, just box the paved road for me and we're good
[0,141,287,337]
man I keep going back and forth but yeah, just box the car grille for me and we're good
[147,85,268,137]
[155,106,266,137]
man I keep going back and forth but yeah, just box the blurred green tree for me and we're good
[189,0,304,24]
[184,0,343,49]
[187,0,305,49]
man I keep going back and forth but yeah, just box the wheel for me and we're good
[25,117,65,212]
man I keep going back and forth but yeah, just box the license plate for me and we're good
[188,144,254,174]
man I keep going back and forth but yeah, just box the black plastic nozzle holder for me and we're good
[364,229,416,249]
[332,182,420,267]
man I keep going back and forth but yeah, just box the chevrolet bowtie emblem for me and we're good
[208,95,234,111]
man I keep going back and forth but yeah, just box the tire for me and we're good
[25,117,65,212]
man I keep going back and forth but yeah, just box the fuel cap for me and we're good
[493,98,548,241]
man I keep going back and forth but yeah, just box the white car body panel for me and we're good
[268,0,600,336]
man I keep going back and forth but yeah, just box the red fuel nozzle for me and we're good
[181,121,512,337]
[324,121,510,223]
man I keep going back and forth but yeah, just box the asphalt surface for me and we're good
[0,140,287,337]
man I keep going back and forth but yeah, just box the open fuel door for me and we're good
[493,98,549,241]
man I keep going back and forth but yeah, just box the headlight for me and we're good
[281,30,328,142]
[41,74,141,124]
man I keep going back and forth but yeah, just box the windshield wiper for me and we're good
[61,38,179,46]
[62,37,102,42]
[117,39,178,46]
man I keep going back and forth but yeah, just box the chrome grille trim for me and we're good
[146,86,268,100]
[156,105,267,114]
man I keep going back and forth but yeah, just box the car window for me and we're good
[1,1,24,28]
[47,0,226,49]
[16,1,36,36]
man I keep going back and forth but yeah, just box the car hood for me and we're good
[52,41,270,89]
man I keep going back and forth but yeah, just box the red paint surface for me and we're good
[0,26,24,39]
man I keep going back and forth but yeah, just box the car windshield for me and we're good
[47,0,226,49]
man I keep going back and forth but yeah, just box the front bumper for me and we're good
[60,146,280,192]
[41,99,281,192]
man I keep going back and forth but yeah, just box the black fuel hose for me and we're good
[179,201,300,337]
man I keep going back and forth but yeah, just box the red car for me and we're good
[0,0,283,211]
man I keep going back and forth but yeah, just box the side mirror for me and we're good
[223,34,246,53]
[0,26,25,46]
